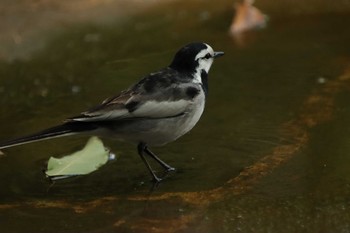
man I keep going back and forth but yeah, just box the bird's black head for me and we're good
[169,42,224,74]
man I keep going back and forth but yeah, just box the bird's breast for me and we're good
[179,89,205,135]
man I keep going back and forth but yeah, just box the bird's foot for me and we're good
[152,176,162,183]
[165,166,176,172]
[151,168,175,183]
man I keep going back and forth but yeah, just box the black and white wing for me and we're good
[68,68,200,122]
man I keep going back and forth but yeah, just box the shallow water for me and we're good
[1,1,350,232]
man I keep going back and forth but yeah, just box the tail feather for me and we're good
[0,122,98,149]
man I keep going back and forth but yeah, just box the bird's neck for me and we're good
[193,69,208,96]
[169,66,209,96]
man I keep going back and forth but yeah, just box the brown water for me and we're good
[1,1,350,232]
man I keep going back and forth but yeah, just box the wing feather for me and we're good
[68,68,199,122]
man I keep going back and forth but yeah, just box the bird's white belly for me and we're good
[152,96,205,145]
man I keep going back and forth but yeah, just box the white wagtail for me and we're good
[0,42,224,182]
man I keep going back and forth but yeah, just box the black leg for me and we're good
[137,143,162,182]
[144,146,175,172]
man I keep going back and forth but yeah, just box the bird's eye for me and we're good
[203,53,211,59]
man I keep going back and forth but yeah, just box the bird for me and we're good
[0,42,224,182]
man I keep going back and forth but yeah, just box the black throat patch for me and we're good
[186,86,200,99]
[200,70,208,96]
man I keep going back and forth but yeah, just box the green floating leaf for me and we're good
[45,136,112,180]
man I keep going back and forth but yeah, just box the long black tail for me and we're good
[0,121,99,149]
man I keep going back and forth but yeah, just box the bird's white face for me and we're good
[194,44,215,73]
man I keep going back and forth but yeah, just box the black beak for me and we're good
[213,51,225,58]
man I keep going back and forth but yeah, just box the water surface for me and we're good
[1,1,350,232]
